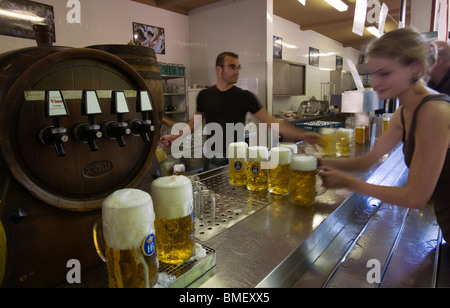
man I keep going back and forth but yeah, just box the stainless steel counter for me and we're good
[195,145,446,288]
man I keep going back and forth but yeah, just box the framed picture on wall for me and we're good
[309,47,319,67]
[0,0,55,41]
[273,36,283,59]
[133,22,165,54]
[336,55,343,70]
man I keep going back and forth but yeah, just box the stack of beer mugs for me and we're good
[229,142,300,194]
[227,142,326,208]
[94,175,196,288]
[320,127,354,157]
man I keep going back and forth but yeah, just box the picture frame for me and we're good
[0,0,55,41]
[273,36,282,59]
[309,47,319,67]
[133,22,165,54]
[336,55,343,70]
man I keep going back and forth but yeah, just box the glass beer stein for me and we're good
[320,128,337,157]
[151,175,195,264]
[93,188,158,288]
[268,147,292,195]
[336,128,353,157]
[246,146,269,191]
[228,142,248,186]
[288,155,327,207]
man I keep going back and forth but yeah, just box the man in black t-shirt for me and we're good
[161,52,320,170]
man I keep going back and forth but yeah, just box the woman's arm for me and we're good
[320,101,450,209]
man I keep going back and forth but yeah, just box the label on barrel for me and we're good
[142,234,155,257]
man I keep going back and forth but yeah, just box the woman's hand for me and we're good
[318,165,354,189]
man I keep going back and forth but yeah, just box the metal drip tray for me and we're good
[194,168,282,241]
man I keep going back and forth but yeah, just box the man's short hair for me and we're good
[216,52,239,67]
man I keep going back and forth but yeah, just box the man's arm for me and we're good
[252,108,321,145]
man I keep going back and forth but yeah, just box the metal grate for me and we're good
[194,169,282,241]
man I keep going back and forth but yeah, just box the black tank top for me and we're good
[401,94,450,241]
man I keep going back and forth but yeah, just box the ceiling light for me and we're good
[0,8,45,23]
[325,0,348,12]
[298,0,306,5]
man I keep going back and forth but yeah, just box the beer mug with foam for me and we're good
[247,146,269,191]
[268,147,292,195]
[320,128,337,157]
[336,128,353,157]
[93,188,158,288]
[151,175,195,264]
[228,142,248,186]
[279,142,298,154]
[289,155,327,206]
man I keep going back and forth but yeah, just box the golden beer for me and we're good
[320,128,336,157]
[151,176,195,264]
[96,189,158,288]
[336,128,353,157]
[289,155,319,207]
[247,146,269,191]
[355,125,367,144]
[228,142,248,186]
[383,114,392,134]
[268,147,292,194]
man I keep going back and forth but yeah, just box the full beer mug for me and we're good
[268,147,292,195]
[336,128,353,157]
[151,175,195,264]
[320,128,337,157]
[289,155,327,206]
[93,188,158,288]
[246,146,269,191]
[355,125,368,144]
[228,142,248,186]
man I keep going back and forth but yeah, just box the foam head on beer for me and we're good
[279,142,298,154]
[290,154,317,171]
[151,175,193,219]
[270,147,292,166]
[102,188,155,250]
[228,142,248,159]
[248,146,269,162]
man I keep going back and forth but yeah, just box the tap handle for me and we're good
[82,90,102,117]
[111,91,130,116]
[137,90,153,121]
[45,90,69,119]
[41,90,69,156]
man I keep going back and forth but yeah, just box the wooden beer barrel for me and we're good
[0,46,161,287]
[87,44,164,120]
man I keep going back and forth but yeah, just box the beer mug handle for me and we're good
[93,218,106,262]
[315,173,327,197]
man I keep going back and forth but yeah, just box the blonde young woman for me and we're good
[319,28,450,241]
